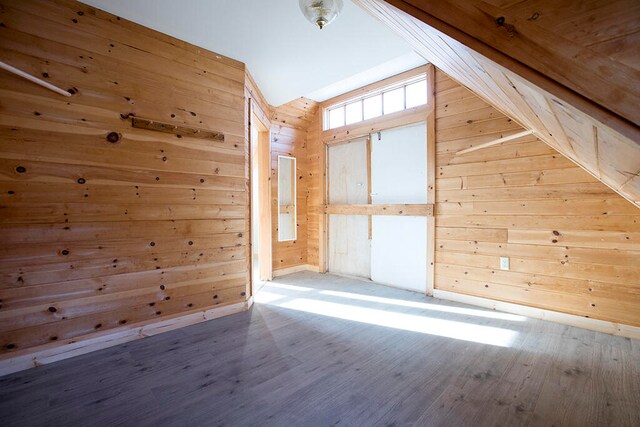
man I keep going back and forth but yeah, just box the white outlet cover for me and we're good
[500,257,510,270]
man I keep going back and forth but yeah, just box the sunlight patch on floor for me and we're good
[319,289,527,322]
[256,282,520,347]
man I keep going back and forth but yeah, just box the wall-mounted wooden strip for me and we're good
[456,130,533,155]
[131,117,225,141]
[325,204,434,216]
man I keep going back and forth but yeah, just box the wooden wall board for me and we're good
[0,0,250,358]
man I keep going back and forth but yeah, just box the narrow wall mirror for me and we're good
[277,155,297,242]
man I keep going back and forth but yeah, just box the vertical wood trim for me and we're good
[291,156,298,240]
[257,122,273,281]
[366,136,373,240]
[247,99,254,296]
[425,63,436,296]
[319,141,328,272]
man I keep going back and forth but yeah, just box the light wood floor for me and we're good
[1,272,639,426]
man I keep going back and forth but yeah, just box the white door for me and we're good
[370,123,427,292]
[328,138,370,278]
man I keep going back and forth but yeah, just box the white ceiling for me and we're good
[80,0,426,106]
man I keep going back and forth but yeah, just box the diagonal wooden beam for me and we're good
[456,130,533,155]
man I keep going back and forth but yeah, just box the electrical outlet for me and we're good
[500,257,510,271]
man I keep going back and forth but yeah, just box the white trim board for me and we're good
[0,300,251,377]
[433,289,640,340]
[272,264,320,278]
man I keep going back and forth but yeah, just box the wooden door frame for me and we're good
[248,100,273,293]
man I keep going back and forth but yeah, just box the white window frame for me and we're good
[325,75,427,130]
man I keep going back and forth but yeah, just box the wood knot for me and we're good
[77,177,86,184]
[15,166,26,173]
[48,306,57,313]
[106,132,121,143]
[527,12,540,21]
[495,16,505,26]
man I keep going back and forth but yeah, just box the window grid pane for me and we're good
[329,106,345,129]
[325,77,428,129]
[345,101,363,125]
[383,87,404,115]
[405,79,428,109]
[363,94,382,120]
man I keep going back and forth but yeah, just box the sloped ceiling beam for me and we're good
[355,0,640,208]
[383,0,640,128]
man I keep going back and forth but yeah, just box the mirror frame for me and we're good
[277,155,297,242]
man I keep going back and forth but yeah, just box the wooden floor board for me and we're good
[0,271,638,426]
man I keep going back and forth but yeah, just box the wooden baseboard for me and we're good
[433,290,640,340]
[0,300,250,377]
[272,264,320,277]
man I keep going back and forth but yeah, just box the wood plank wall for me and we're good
[270,98,318,271]
[0,0,250,358]
[433,70,640,326]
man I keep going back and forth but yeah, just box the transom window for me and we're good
[325,76,427,130]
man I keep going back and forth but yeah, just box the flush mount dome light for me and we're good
[299,0,344,29]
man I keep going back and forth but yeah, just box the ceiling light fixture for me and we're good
[299,0,344,29]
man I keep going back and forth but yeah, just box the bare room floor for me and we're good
[1,271,639,426]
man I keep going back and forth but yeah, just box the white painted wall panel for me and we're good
[371,216,427,291]
[371,122,427,291]
[371,123,427,204]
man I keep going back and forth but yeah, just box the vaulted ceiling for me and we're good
[355,0,640,208]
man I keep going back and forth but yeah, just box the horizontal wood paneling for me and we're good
[0,0,249,357]
[432,70,640,326]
